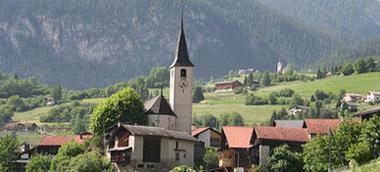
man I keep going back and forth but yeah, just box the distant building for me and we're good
[1,123,38,132]
[45,96,56,106]
[238,69,247,75]
[342,93,363,103]
[192,127,221,148]
[277,59,283,73]
[106,124,196,172]
[289,105,309,115]
[355,105,380,121]
[365,91,380,103]
[214,80,244,91]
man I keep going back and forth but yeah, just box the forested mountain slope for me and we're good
[0,0,338,88]
[258,0,380,45]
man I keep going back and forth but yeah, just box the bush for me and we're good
[170,165,196,172]
[268,92,278,105]
[346,142,372,164]
[342,64,354,76]
[266,145,303,172]
[245,94,267,105]
[25,155,51,172]
[203,148,218,170]
[279,88,295,97]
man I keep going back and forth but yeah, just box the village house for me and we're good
[355,105,380,121]
[288,105,309,115]
[34,133,92,155]
[303,119,340,137]
[342,93,363,103]
[214,80,244,91]
[106,124,196,172]
[252,126,310,166]
[218,126,254,171]
[14,133,92,172]
[365,91,380,103]
[191,127,221,148]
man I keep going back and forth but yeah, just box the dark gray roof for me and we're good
[144,95,176,116]
[355,105,380,116]
[289,105,309,110]
[170,13,194,68]
[214,80,243,85]
[273,120,305,128]
[120,124,196,142]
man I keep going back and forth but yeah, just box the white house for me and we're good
[365,91,380,103]
[106,124,196,172]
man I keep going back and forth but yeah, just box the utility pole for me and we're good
[328,127,332,172]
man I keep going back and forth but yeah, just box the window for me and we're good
[143,136,161,162]
[180,69,186,78]
[184,153,186,158]
[175,152,180,161]
[176,141,179,150]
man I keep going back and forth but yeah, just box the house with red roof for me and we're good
[303,119,340,137]
[218,126,254,170]
[35,133,92,155]
[192,127,221,148]
[252,126,310,166]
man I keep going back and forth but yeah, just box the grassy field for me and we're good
[255,72,380,98]
[355,160,380,172]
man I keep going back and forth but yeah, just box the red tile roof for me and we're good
[192,127,210,137]
[222,126,254,148]
[304,119,340,134]
[255,126,310,142]
[38,134,92,146]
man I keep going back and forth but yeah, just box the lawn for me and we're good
[255,72,380,98]
[193,91,285,125]
[13,106,54,123]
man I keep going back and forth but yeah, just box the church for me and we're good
[105,14,196,172]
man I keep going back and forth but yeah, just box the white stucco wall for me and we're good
[147,114,176,130]
[127,135,194,171]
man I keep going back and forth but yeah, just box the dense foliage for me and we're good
[0,134,19,171]
[90,87,146,136]
[194,112,244,128]
[266,145,304,172]
[302,119,380,171]
[25,155,52,172]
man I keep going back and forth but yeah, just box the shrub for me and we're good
[245,94,267,105]
[279,88,295,97]
[346,142,372,164]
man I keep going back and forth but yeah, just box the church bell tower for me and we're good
[169,13,194,134]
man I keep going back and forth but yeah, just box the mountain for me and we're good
[257,0,380,45]
[0,0,338,89]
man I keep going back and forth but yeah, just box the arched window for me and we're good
[180,69,187,78]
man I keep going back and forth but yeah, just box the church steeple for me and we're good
[170,12,194,68]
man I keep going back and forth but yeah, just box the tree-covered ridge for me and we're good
[258,0,380,45]
[0,0,338,88]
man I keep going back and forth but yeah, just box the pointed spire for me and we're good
[160,84,164,97]
[170,12,194,68]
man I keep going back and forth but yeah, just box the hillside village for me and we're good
[1,7,380,172]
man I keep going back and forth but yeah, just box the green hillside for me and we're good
[255,72,380,98]
[12,72,380,126]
